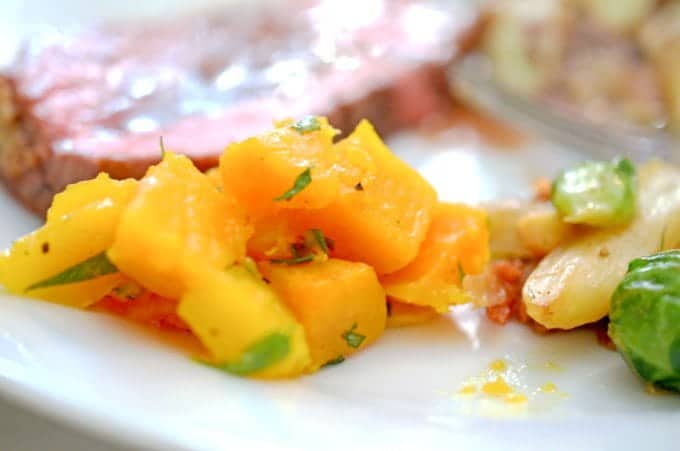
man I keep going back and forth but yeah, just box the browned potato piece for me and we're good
[516,203,575,257]
[523,161,680,329]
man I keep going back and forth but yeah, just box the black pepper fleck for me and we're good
[354,182,364,191]
[41,242,50,254]
[262,277,271,284]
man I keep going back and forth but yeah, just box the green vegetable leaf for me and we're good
[273,168,312,202]
[342,323,365,349]
[291,116,321,134]
[670,336,680,373]
[310,229,329,254]
[609,250,680,392]
[322,355,345,367]
[457,261,466,284]
[26,252,118,292]
[270,254,315,265]
[218,332,290,376]
[238,257,260,277]
[615,157,635,177]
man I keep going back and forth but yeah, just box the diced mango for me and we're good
[108,152,252,299]
[387,299,439,328]
[0,175,136,307]
[381,203,489,312]
[178,266,310,378]
[221,118,437,274]
[259,259,386,370]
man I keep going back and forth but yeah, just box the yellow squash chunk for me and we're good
[381,203,489,312]
[0,175,136,307]
[46,173,137,221]
[386,299,438,328]
[219,117,341,216]
[259,259,386,370]
[178,266,310,378]
[108,152,252,299]
[222,118,437,273]
[246,213,298,261]
[295,121,437,274]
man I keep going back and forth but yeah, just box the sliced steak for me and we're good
[0,0,480,215]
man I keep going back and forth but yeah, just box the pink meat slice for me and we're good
[0,0,479,214]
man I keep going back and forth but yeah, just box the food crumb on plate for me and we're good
[540,382,557,393]
[489,359,507,372]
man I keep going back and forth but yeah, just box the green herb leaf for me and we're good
[273,168,312,202]
[342,323,365,349]
[239,257,259,277]
[291,116,321,134]
[159,136,167,158]
[270,254,315,265]
[310,229,329,254]
[26,252,118,292]
[322,355,345,367]
[457,261,466,284]
[218,332,290,376]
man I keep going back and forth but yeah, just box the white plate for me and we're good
[2,131,680,451]
[1,2,680,450]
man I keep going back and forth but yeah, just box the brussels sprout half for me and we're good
[551,158,636,227]
[609,250,680,391]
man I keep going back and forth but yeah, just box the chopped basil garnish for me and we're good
[457,261,466,284]
[291,116,321,134]
[322,355,345,367]
[310,229,329,254]
[342,323,365,349]
[26,252,118,292]
[218,332,290,376]
[239,257,259,277]
[273,168,312,202]
[270,254,315,265]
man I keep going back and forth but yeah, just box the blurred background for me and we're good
[1,0,678,220]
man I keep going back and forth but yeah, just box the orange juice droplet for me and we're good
[458,384,477,395]
[504,393,528,404]
[481,377,513,397]
[489,359,507,372]
[541,382,557,393]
